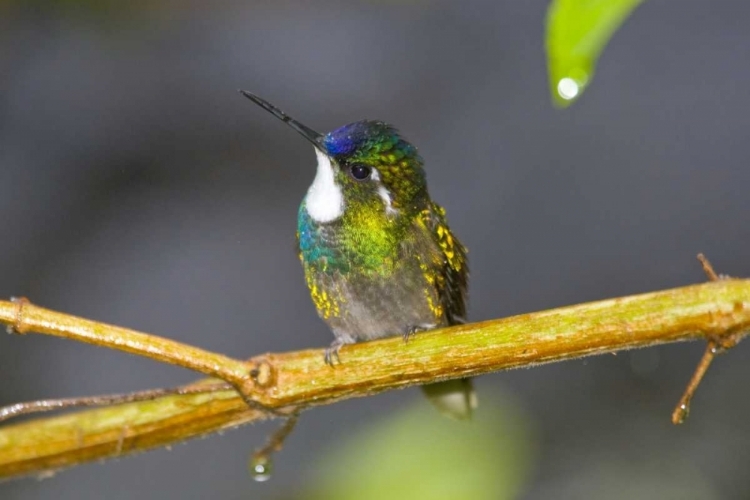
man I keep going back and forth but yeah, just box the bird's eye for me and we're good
[349,164,372,181]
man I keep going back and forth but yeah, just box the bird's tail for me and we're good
[421,377,477,420]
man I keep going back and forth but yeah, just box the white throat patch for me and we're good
[305,148,344,223]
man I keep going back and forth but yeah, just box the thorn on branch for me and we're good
[672,254,742,425]
[672,342,716,424]
[697,253,720,282]
[249,412,300,482]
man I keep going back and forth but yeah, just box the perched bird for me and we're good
[241,91,476,419]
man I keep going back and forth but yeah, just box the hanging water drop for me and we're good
[673,402,689,425]
[249,454,272,482]
[552,67,591,106]
[557,77,580,100]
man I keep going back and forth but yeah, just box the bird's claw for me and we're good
[324,343,342,366]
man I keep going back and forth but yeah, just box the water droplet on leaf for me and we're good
[557,77,580,100]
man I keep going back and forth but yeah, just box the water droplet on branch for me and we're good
[249,454,273,482]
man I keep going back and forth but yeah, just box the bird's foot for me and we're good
[403,323,435,344]
[324,339,345,366]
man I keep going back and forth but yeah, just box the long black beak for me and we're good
[240,90,325,150]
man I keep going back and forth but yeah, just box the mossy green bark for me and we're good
[0,280,748,479]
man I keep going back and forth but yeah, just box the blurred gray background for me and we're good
[2,0,749,498]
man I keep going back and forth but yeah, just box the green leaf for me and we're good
[546,0,644,108]
[305,397,534,500]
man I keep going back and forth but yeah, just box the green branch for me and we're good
[0,279,748,479]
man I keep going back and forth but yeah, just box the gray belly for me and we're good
[315,268,444,344]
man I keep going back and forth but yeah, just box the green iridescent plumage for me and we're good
[242,91,474,419]
[296,120,467,331]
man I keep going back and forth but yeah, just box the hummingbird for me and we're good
[241,91,476,420]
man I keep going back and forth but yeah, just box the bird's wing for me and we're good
[416,202,469,325]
